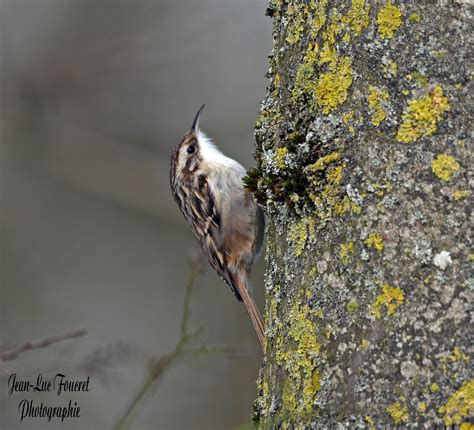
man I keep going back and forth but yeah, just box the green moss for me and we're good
[441,380,474,426]
[377,3,403,40]
[372,284,404,319]
[386,400,409,424]
[340,242,354,266]
[243,166,266,205]
[431,154,460,182]
[396,86,450,143]
[365,232,384,251]
[368,85,389,126]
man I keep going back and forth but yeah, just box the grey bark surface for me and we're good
[249,1,473,428]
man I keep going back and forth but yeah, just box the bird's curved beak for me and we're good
[191,104,205,132]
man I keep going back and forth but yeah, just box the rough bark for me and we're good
[247,1,473,428]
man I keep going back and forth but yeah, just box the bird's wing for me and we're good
[189,174,243,301]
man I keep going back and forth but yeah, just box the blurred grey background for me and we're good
[0,1,271,429]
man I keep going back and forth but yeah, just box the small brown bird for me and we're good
[169,105,265,349]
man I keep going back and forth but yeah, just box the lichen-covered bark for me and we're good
[248,1,473,428]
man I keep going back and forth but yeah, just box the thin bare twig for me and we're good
[0,329,87,362]
[114,256,235,430]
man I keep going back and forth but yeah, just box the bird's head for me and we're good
[170,104,228,182]
[170,104,205,179]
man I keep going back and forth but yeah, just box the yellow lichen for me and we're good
[361,339,370,350]
[372,284,404,319]
[275,290,321,420]
[344,0,371,37]
[440,347,469,366]
[285,3,305,45]
[289,193,300,203]
[282,378,297,412]
[364,415,375,430]
[442,380,474,426]
[453,190,470,201]
[387,401,409,424]
[265,284,280,330]
[352,202,362,215]
[346,298,359,313]
[407,70,429,87]
[396,86,450,143]
[275,147,289,170]
[372,181,392,197]
[312,368,321,391]
[377,3,403,40]
[431,154,460,182]
[342,110,354,124]
[273,73,281,96]
[452,347,469,362]
[307,152,341,172]
[368,85,389,126]
[383,61,398,78]
[289,217,316,257]
[292,1,371,115]
[431,382,440,393]
[256,376,270,414]
[418,401,427,414]
[306,150,360,222]
[409,12,420,23]
[340,242,354,266]
[308,0,329,38]
[315,56,353,114]
[327,165,343,184]
[365,232,385,251]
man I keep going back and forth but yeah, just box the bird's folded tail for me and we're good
[234,275,265,350]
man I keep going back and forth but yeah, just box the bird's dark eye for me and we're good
[187,145,195,154]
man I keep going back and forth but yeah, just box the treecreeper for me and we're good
[169,105,265,349]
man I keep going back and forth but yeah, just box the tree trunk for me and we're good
[248,1,472,428]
